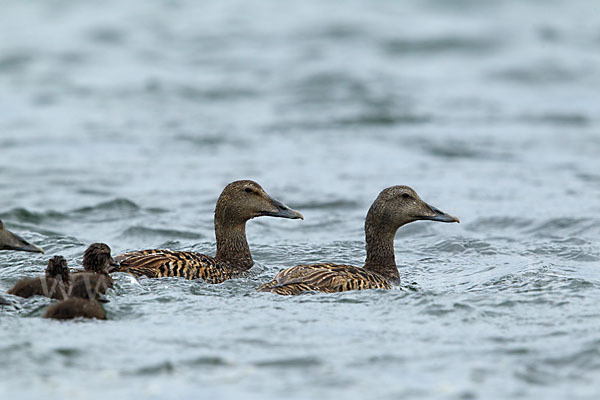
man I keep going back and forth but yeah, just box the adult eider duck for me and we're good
[70,243,117,294]
[7,256,70,300]
[43,275,108,320]
[114,180,303,283]
[258,185,459,295]
[0,219,44,253]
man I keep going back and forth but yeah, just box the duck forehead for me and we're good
[89,243,110,253]
[51,255,66,265]
[225,179,263,192]
[381,185,418,198]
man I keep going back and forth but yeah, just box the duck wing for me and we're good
[115,250,231,283]
[257,263,392,295]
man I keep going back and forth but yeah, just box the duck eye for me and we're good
[244,188,254,193]
[402,193,411,199]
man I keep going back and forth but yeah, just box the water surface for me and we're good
[1,0,600,399]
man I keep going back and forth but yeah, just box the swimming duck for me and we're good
[70,243,117,294]
[0,219,44,253]
[114,180,303,283]
[258,185,459,295]
[7,255,70,300]
[43,275,108,320]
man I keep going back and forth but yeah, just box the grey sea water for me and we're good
[1,0,600,398]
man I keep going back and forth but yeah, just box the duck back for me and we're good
[44,298,106,320]
[7,277,68,300]
[258,263,392,295]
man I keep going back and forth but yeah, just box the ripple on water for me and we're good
[0,51,34,72]
[525,238,599,262]
[519,112,590,127]
[73,198,140,214]
[254,356,322,368]
[420,237,497,256]
[0,208,68,224]
[382,35,501,56]
[476,266,596,298]
[467,216,535,233]
[490,62,584,85]
[119,226,203,241]
[525,217,599,238]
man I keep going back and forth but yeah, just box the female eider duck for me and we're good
[8,255,70,300]
[258,185,459,295]
[0,219,44,253]
[70,243,117,294]
[43,275,108,320]
[114,180,303,283]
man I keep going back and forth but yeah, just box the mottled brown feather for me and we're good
[257,263,392,295]
[116,250,235,283]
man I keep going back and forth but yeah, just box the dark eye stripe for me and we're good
[402,193,411,199]
[245,188,253,193]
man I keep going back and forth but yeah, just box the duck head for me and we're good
[368,185,459,231]
[0,220,44,254]
[214,180,303,225]
[83,243,119,273]
[45,255,70,283]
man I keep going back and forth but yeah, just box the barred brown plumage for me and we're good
[258,185,459,295]
[258,263,392,295]
[116,250,235,283]
[114,180,303,282]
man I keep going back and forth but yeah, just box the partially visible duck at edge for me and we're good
[44,276,108,320]
[114,180,303,283]
[258,185,459,295]
[7,256,70,300]
[71,243,118,294]
[0,219,44,254]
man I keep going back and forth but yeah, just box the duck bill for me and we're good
[107,257,120,273]
[262,197,304,220]
[1,230,45,253]
[420,204,460,223]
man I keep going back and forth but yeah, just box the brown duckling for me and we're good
[70,243,117,294]
[43,276,108,320]
[7,256,70,300]
[114,180,303,283]
[258,185,459,295]
[0,219,44,253]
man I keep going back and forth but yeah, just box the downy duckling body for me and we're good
[43,277,108,320]
[114,180,303,283]
[71,243,117,294]
[7,256,70,300]
[0,219,44,254]
[258,186,459,295]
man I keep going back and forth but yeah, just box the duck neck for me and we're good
[362,212,400,282]
[214,219,253,272]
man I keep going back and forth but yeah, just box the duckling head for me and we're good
[215,180,303,225]
[83,243,118,273]
[367,186,459,231]
[46,255,70,283]
[0,219,44,254]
